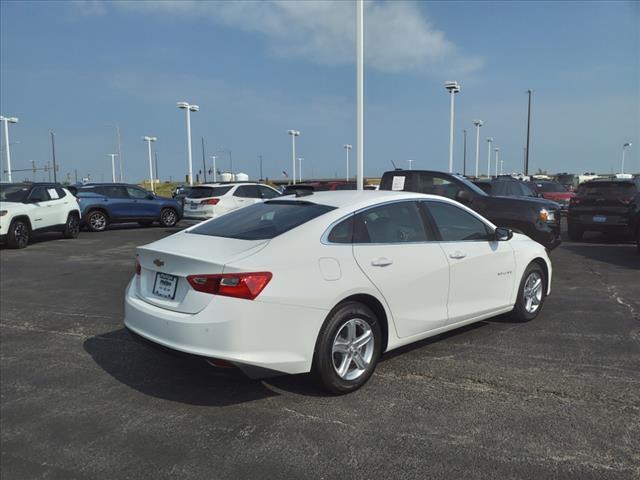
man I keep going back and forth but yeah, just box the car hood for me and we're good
[0,201,29,214]
[491,195,560,210]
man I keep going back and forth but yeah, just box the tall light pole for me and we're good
[104,124,123,181]
[445,81,461,173]
[500,159,504,175]
[50,130,58,183]
[287,130,300,185]
[176,101,199,185]
[297,157,303,183]
[343,143,352,181]
[486,137,494,177]
[106,154,118,182]
[494,147,500,178]
[524,89,534,176]
[356,0,364,190]
[0,115,18,182]
[209,155,217,182]
[462,129,467,176]
[473,120,483,178]
[143,136,157,192]
[407,159,414,170]
[622,142,632,173]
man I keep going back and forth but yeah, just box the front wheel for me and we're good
[7,220,30,249]
[511,263,546,322]
[312,302,381,394]
[62,213,80,238]
[86,210,108,232]
[159,208,178,227]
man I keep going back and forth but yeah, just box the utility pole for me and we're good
[46,161,51,182]
[50,131,58,182]
[525,89,533,176]
[259,154,263,180]
[201,136,207,183]
[462,129,467,176]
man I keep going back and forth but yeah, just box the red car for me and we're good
[529,181,575,214]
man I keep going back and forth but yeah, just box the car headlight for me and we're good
[0,210,7,217]
[539,208,556,222]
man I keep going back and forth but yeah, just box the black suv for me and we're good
[567,178,640,242]
[379,170,561,250]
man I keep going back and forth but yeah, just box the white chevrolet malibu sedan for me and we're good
[125,190,551,393]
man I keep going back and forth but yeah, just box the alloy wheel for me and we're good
[162,209,177,226]
[523,271,543,314]
[90,213,106,231]
[14,223,29,248]
[331,318,375,381]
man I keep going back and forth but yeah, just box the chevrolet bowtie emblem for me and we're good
[153,259,165,267]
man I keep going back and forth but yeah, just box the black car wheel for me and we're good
[7,219,30,249]
[312,301,381,394]
[568,223,583,242]
[160,208,178,227]
[87,210,108,232]
[62,213,80,239]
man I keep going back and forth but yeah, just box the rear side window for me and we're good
[327,215,354,243]
[426,201,491,241]
[356,201,428,244]
[234,185,261,198]
[55,187,67,199]
[189,200,335,240]
[188,186,232,198]
[28,186,51,202]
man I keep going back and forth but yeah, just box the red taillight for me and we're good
[187,272,272,300]
[570,197,581,205]
[135,257,141,275]
[620,196,633,205]
[203,198,220,205]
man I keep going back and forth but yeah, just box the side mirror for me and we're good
[494,227,513,241]
[147,194,155,200]
[456,189,473,204]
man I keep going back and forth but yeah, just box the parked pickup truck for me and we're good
[379,170,562,250]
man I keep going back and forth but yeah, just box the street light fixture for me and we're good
[343,144,352,181]
[177,101,199,185]
[622,142,632,174]
[0,115,18,182]
[143,136,157,192]
[287,130,300,185]
[486,137,494,177]
[106,154,118,182]
[445,81,461,173]
[494,147,500,178]
[472,120,483,178]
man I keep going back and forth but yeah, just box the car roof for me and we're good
[272,189,447,209]
[195,182,264,187]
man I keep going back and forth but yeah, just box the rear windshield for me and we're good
[189,200,336,240]
[577,182,636,197]
[535,182,566,193]
[187,186,232,198]
[0,184,30,202]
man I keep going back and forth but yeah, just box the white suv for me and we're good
[183,182,281,220]
[0,183,81,249]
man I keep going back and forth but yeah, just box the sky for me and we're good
[1,0,638,184]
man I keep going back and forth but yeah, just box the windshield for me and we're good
[453,175,488,196]
[187,186,232,199]
[189,200,335,240]
[0,184,30,202]
[536,182,566,193]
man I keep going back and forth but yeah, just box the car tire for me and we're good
[160,208,178,227]
[567,223,583,241]
[62,213,80,239]
[511,262,546,322]
[312,301,381,394]
[7,219,30,249]
[86,210,109,232]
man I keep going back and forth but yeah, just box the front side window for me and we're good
[258,186,280,199]
[426,201,491,241]
[417,174,461,200]
[0,184,31,202]
[126,187,149,199]
[356,201,428,244]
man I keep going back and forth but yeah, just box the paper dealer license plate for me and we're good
[153,272,178,299]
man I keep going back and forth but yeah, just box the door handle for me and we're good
[371,257,393,267]
[449,251,466,260]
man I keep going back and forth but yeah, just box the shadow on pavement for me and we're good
[563,242,640,270]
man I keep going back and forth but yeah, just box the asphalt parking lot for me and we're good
[1,223,639,480]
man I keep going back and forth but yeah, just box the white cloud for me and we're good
[92,0,484,76]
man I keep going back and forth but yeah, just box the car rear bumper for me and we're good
[123,279,327,376]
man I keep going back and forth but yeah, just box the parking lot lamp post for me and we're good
[1,115,18,182]
[106,154,117,182]
[494,147,500,178]
[209,155,217,183]
[177,102,199,185]
[288,130,300,185]
[143,136,157,192]
[486,137,493,177]
[622,142,632,174]
[407,159,414,170]
[343,144,352,181]
[473,120,483,178]
[444,81,461,173]
[297,157,303,182]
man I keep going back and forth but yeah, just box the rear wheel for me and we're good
[7,219,30,249]
[62,213,80,238]
[511,263,546,322]
[160,208,178,227]
[568,223,583,241]
[87,210,108,232]
[312,302,381,394]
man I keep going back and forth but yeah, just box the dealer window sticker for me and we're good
[391,176,405,191]
[47,188,59,199]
